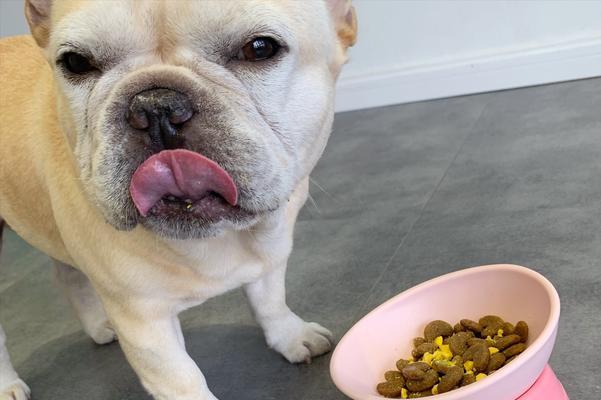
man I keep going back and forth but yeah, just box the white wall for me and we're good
[0,0,27,38]
[336,0,601,111]
[2,0,600,112]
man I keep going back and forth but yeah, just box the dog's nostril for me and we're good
[168,108,193,125]
[127,110,150,130]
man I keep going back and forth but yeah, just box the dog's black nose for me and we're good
[127,88,193,149]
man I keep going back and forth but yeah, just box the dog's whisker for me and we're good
[245,227,258,242]
[309,177,340,204]
[307,192,322,214]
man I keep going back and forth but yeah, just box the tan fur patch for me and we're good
[24,0,50,47]
[338,5,358,48]
[155,0,174,59]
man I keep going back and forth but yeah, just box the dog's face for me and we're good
[26,0,356,239]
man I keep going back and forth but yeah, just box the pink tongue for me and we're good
[130,149,238,216]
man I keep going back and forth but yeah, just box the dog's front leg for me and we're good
[245,265,334,363]
[102,300,217,400]
[54,260,117,345]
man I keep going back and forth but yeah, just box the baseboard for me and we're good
[334,37,601,113]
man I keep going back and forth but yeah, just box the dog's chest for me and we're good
[164,230,287,299]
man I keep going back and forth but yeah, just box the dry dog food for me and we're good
[377,316,529,398]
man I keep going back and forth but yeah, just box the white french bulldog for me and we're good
[0,1,357,399]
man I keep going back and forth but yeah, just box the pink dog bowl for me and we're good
[330,264,567,400]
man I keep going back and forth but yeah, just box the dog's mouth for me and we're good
[130,149,252,222]
[147,192,248,221]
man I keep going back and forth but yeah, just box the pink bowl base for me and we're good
[517,365,568,400]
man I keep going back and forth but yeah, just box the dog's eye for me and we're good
[237,37,280,62]
[61,52,96,75]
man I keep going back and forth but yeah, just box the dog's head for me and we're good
[26,0,357,239]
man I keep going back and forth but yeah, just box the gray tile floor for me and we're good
[2,78,600,399]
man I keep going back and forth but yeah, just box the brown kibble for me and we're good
[396,358,410,371]
[447,331,471,356]
[467,337,490,348]
[451,355,463,365]
[460,319,482,334]
[503,322,515,335]
[408,391,433,398]
[479,315,505,326]
[479,315,505,337]
[461,373,476,387]
[413,337,426,348]
[377,380,405,398]
[431,360,453,374]
[377,316,529,397]
[385,370,405,383]
[503,343,527,358]
[405,369,439,392]
[494,334,522,350]
[438,365,463,393]
[486,352,506,373]
[515,321,529,343]
[402,362,430,380]
[424,320,454,341]
[482,326,499,337]
[412,343,438,359]
[463,343,490,372]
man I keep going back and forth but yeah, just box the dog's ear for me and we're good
[326,0,358,49]
[25,0,52,47]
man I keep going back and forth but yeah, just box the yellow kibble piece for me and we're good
[486,335,493,341]
[464,360,474,373]
[401,388,408,399]
[434,336,444,347]
[433,350,448,362]
[439,344,453,359]
[497,328,504,337]
[476,373,487,381]
[423,352,434,365]
[432,384,439,395]
[489,347,499,355]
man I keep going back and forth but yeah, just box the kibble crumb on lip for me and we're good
[376,316,529,397]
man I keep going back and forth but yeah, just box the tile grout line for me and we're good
[354,101,492,319]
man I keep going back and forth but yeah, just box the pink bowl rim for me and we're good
[330,264,561,400]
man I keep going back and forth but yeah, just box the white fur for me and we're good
[0,327,30,400]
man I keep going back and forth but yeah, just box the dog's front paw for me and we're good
[264,314,334,364]
[0,379,30,400]
[84,319,117,345]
